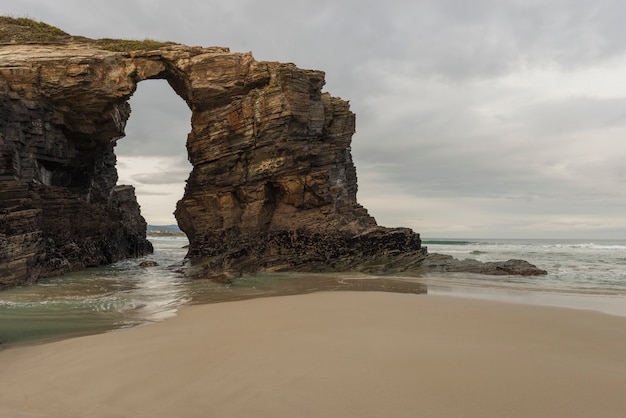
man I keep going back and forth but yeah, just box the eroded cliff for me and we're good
[0,19,425,287]
[0,19,545,288]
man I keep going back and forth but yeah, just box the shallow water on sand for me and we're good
[0,236,187,347]
[0,236,425,347]
[2,236,626,347]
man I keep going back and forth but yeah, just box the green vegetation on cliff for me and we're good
[0,16,69,43]
[93,38,176,52]
[0,16,176,51]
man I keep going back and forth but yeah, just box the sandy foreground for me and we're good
[1,291,626,418]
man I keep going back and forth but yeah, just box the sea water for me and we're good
[1,236,625,347]
[422,239,626,294]
[0,235,423,347]
[420,239,626,316]
[0,235,191,347]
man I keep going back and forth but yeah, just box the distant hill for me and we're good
[147,225,184,235]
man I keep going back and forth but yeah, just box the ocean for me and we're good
[420,239,626,318]
[422,238,626,294]
[1,236,625,347]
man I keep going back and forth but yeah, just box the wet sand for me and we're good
[1,291,626,418]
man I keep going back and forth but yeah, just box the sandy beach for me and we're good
[1,291,626,418]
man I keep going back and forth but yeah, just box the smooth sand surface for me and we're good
[2,291,626,418]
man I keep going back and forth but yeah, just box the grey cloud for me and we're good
[134,190,175,197]
[115,80,191,158]
[7,0,626,237]
[325,0,626,88]
[512,96,626,136]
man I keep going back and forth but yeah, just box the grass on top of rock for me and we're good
[0,16,176,51]
[94,38,177,52]
[0,16,69,43]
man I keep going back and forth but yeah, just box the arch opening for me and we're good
[115,79,192,236]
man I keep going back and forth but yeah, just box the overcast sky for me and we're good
[7,0,626,238]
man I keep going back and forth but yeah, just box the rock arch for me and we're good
[0,40,425,288]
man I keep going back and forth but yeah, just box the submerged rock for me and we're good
[415,254,548,276]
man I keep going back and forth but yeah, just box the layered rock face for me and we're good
[0,43,155,288]
[172,53,424,279]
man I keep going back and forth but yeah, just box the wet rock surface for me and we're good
[414,254,548,276]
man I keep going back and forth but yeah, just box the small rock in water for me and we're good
[139,260,159,268]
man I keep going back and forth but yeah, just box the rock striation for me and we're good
[0,19,546,288]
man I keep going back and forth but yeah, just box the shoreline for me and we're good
[419,278,626,318]
[2,290,626,417]
[3,274,626,350]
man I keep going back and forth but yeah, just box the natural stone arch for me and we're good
[0,41,425,288]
